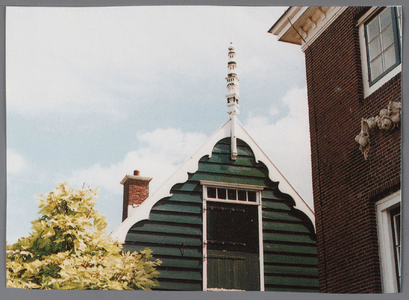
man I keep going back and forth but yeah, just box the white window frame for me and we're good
[200,180,265,291]
[358,7,402,98]
[376,190,401,293]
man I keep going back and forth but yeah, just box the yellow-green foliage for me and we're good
[7,183,161,290]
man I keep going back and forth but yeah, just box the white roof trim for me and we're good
[110,119,315,243]
[269,6,347,52]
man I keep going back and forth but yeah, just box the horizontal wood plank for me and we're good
[129,222,202,236]
[126,232,202,247]
[123,244,202,258]
[264,265,318,277]
[264,254,318,266]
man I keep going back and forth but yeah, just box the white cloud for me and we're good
[6,6,296,118]
[244,86,313,208]
[67,128,208,195]
[7,149,26,174]
[269,107,280,118]
[66,86,313,209]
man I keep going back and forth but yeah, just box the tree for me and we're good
[6,183,161,290]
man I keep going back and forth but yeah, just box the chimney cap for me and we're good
[120,174,153,185]
[133,170,140,176]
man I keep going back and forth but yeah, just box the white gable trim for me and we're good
[110,119,315,243]
[234,119,315,225]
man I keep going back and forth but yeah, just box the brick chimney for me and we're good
[120,170,152,221]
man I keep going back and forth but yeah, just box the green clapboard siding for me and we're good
[265,276,320,287]
[154,281,202,291]
[262,201,292,211]
[123,244,202,259]
[159,258,202,269]
[168,193,202,203]
[264,254,318,266]
[123,137,318,291]
[129,221,202,236]
[264,243,317,255]
[157,269,202,281]
[263,221,313,233]
[151,202,202,214]
[264,265,318,277]
[265,286,319,293]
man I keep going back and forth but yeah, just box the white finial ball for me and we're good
[228,42,235,51]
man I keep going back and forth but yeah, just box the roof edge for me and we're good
[234,119,315,225]
[268,6,292,34]
[110,118,315,243]
[110,120,231,243]
[269,6,347,51]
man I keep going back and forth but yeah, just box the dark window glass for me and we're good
[238,190,246,201]
[397,7,402,40]
[248,191,257,202]
[218,188,227,199]
[391,206,401,292]
[208,187,216,198]
[228,189,236,200]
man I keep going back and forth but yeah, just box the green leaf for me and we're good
[7,183,161,290]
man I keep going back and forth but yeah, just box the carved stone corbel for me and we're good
[305,17,317,31]
[355,101,401,159]
[316,7,327,21]
[298,26,308,40]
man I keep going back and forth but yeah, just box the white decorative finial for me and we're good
[226,42,240,116]
[225,42,239,160]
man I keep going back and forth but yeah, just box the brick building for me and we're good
[270,6,402,293]
[110,43,319,291]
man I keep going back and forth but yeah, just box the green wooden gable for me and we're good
[123,137,318,292]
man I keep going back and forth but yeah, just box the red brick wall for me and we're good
[122,178,150,221]
[304,7,401,293]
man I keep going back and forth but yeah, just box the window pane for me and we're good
[380,8,392,30]
[218,188,226,199]
[367,18,380,41]
[238,190,246,201]
[394,213,400,245]
[397,7,402,40]
[370,56,383,80]
[248,191,257,202]
[208,187,216,198]
[381,25,394,49]
[383,44,397,70]
[391,207,401,292]
[228,189,236,200]
[368,37,381,60]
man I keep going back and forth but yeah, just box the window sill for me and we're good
[363,64,401,99]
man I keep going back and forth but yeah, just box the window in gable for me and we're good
[206,186,259,203]
[364,7,401,85]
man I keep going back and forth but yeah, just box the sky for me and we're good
[6,5,310,243]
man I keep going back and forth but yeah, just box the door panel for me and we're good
[207,202,260,291]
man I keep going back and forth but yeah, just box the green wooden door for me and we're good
[206,202,260,291]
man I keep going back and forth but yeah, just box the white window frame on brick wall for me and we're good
[376,190,401,293]
[358,7,402,98]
